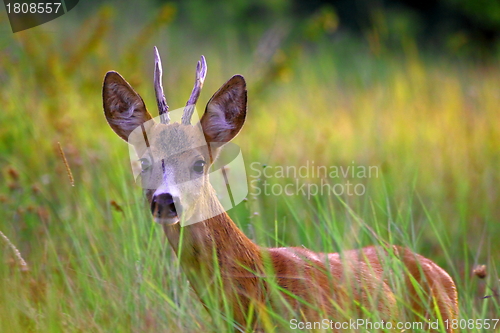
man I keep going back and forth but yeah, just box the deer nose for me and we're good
[151,193,181,220]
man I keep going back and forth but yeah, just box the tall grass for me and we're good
[0,4,498,332]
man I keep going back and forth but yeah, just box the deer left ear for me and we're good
[200,75,247,144]
[103,71,154,141]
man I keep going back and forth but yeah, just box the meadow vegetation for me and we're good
[0,2,498,332]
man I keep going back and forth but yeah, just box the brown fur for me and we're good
[161,212,458,331]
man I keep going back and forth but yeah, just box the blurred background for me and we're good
[0,0,499,331]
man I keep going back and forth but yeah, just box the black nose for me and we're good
[151,193,180,218]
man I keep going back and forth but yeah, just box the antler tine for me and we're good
[154,46,170,124]
[181,55,207,125]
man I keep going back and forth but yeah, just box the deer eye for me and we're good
[139,157,152,172]
[192,160,206,174]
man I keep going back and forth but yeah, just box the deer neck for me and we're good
[162,187,262,278]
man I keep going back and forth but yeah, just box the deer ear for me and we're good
[103,71,154,141]
[200,75,247,144]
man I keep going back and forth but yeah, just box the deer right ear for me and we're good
[103,71,153,141]
[200,75,247,145]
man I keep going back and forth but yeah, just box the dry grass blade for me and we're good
[0,230,29,272]
[57,142,75,187]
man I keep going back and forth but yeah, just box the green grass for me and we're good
[0,4,499,332]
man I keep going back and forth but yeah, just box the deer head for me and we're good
[103,48,247,225]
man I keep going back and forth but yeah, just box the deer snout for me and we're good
[151,192,182,225]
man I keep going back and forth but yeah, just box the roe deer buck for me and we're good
[102,47,458,332]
